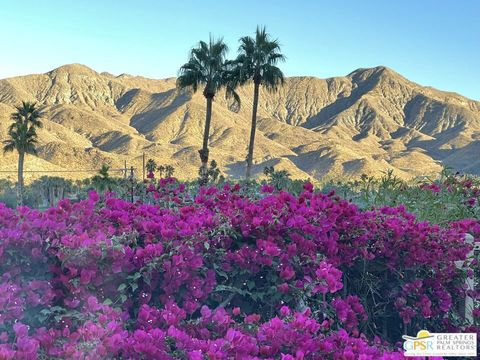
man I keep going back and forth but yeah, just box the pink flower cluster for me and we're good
[0,179,478,359]
[420,176,480,207]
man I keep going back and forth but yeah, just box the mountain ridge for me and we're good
[0,64,479,182]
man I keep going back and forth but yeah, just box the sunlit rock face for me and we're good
[1,64,479,181]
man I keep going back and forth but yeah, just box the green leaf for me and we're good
[117,283,127,292]
[128,272,142,281]
[215,284,249,296]
[50,306,65,313]
[144,276,151,286]
[103,299,113,306]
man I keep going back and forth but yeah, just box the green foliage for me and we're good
[177,36,239,104]
[2,101,43,156]
[0,179,16,208]
[27,176,73,207]
[91,164,117,193]
[196,160,225,185]
[146,159,157,173]
[262,165,306,193]
[157,164,175,178]
[323,168,480,224]
[164,165,175,178]
[1,164,479,229]
[207,160,221,182]
[158,165,165,177]
[232,26,285,91]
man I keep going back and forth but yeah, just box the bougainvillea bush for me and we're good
[0,178,478,359]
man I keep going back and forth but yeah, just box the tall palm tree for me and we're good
[3,101,43,206]
[234,27,285,179]
[177,36,239,184]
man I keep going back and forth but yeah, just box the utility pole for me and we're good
[124,160,127,179]
[142,153,145,180]
[130,166,134,203]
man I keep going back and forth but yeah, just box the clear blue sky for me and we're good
[0,0,478,99]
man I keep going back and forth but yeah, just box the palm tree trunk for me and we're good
[17,151,25,207]
[246,81,260,179]
[199,95,213,184]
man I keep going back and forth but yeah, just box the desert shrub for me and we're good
[324,169,480,224]
[0,179,16,208]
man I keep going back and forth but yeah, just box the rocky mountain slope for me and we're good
[1,64,479,182]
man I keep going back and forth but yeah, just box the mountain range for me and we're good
[1,63,479,182]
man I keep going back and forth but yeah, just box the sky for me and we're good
[0,0,478,99]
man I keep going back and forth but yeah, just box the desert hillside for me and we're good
[1,64,479,181]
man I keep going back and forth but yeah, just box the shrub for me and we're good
[0,180,477,358]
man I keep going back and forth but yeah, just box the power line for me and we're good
[0,168,131,173]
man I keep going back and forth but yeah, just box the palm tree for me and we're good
[233,27,285,179]
[91,164,116,193]
[146,159,157,173]
[164,165,175,178]
[177,36,239,184]
[146,159,157,178]
[31,176,72,207]
[3,101,43,206]
[158,165,165,179]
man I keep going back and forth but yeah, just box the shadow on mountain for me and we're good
[224,158,277,178]
[303,68,386,129]
[129,91,190,134]
[91,131,135,152]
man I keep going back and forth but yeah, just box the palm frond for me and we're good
[4,101,43,155]
[2,140,16,153]
[262,65,285,92]
[232,26,285,90]
[177,36,231,97]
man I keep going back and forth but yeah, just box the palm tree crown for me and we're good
[3,101,43,155]
[235,26,285,89]
[177,37,235,99]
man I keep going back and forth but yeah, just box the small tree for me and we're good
[91,164,116,193]
[158,165,165,179]
[264,165,275,177]
[3,101,43,206]
[146,159,157,178]
[146,159,157,173]
[164,165,175,178]
[207,160,221,182]
[30,176,72,207]
[264,165,291,190]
